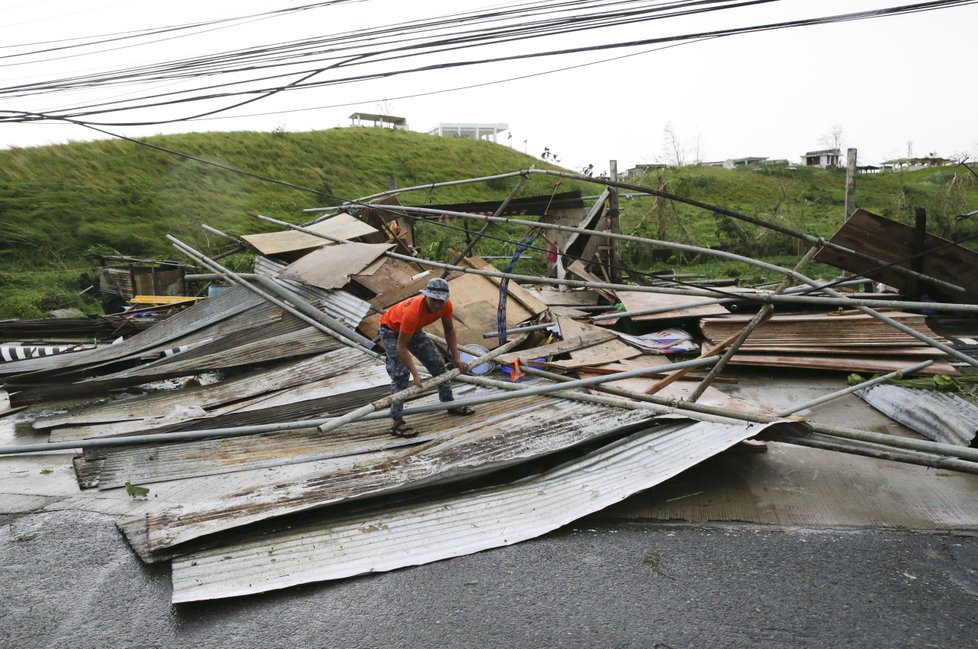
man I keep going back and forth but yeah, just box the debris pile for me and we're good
[1,168,977,602]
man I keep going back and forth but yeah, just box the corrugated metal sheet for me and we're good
[254,256,373,329]
[35,347,380,433]
[169,418,780,602]
[136,386,655,552]
[0,285,264,378]
[858,384,978,447]
[17,323,342,406]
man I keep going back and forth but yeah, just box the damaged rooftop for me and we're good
[1,165,978,605]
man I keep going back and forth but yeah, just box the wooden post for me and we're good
[845,148,857,220]
[608,160,621,283]
[908,208,927,301]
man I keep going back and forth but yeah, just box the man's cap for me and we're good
[421,277,450,301]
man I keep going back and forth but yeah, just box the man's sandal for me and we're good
[390,420,418,438]
[447,405,475,416]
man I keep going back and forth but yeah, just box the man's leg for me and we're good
[408,331,454,403]
[380,327,410,421]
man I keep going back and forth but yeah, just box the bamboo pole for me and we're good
[316,337,524,434]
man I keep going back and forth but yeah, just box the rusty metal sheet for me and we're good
[37,347,380,435]
[136,387,654,552]
[169,418,778,602]
[0,285,265,378]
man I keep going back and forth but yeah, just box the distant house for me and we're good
[428,123,509,143]
[623,163,668,177]
[880,156,954,172]
[803,148,841,168]
[722,156,768,169]
[349,112,408,130]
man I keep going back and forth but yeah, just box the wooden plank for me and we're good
[814,209,978,304]
[566,260,617,302]
[241,214,378,255]
[616,290,730,320]
[525,288,600,307]
[557,316,642,366]
[278,243,393,290]
[458,256,548,316]
[494,331,616,364]
[716,353,959,375]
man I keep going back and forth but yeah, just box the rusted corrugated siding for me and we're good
[133,387,653,552]
[170,419,780,602]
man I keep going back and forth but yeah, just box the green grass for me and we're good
[1,129,976,319]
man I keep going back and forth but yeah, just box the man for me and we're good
[379,276,473,438]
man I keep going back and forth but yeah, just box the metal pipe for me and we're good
[316,337,527,434]
[324,167,963,294]
[516,365,978,463]
[449,169,531,268]
[256,213,978,368]
[483,322,557,338]
[255,213,978,315]
[771,431,978,475]
[777,359,935,417]
[526,168,965,294]
[318,351,720,434]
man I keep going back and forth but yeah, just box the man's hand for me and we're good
[411,370,423,388]
[452,357,470,373]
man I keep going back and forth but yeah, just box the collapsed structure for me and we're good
[1,167,977,603]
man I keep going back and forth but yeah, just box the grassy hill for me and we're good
[1,127,976,318]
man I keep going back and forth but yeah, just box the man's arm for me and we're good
[442,317,469,373]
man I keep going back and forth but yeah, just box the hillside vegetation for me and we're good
[1,127,976,318]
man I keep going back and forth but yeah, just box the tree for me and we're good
[819,125,844,152]
[661,123,685,167]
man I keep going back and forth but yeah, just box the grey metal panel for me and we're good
[0,285,265,376]
[37,347,380,432]
[255,256,373,328]
[138,387,655,551]
[858,384,978,447]
[170,419,777,602]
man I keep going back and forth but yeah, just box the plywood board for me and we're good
[278,243,393,290]
[459,256,548,317]
[616,290,731,320]
[353,257,427,297]
[359,272,537,348]
[815,209,978,304]
[525,288,600,307]
[556,316,642,366]
[494,331,616,365]
[241,214,378,255]
[566,260,617,302]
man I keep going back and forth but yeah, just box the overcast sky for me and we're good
[2,0,976,175]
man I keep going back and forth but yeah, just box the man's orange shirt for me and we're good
[380,295,453,335]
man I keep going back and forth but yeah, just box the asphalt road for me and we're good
[2,509,976,649]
